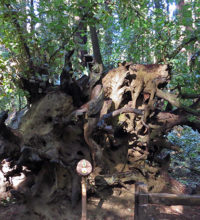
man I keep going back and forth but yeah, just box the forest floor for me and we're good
[1,93,200,219]
[87,184,200,220]
[0,179,200,220]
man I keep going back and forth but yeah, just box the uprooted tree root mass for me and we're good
[0,63,199,219]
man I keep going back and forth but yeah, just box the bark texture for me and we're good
[0,62,199,219]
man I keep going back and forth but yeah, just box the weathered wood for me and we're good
[134,183,148,220]
[81,177,87,220]
[97,106,143,129]
[95,171,145,186]
[76,160,92,220]
[134,183,200,220]
[145,193,200,206]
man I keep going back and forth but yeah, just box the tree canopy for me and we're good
[0,0,199,111]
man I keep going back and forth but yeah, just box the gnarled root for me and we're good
[83,118,102,168]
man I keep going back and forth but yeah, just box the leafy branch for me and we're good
[159,35,198,63]
[156,89,200,116]
[3,3,34,73]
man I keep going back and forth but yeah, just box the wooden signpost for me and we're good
[76,159,92,220]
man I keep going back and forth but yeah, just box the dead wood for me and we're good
[140,193,200,206]
[1,62,198,219]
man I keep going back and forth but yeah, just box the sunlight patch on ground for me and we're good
[160,205,183,215]
[0,160,26,191]
[11,173,26,189]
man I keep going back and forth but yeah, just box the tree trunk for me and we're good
[74,16,88,66]
[104,1,113,65]
[30,0,35,32]
[89,25,103,66]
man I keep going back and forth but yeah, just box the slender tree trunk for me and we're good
[154,0,163,9]
[166,0,170,21]
[104,1,113,64]
[154,0,163,62]
[89,25,103,66]
[30,0,35,32]
[177,0,193,65]
[19,0,27,30]
[75,16,88,67]
[177,0,193,31]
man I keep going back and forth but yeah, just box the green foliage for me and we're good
[0,46,27,111]
[0,0,199,111]
[167,126,200,187]
[168,126,200,164]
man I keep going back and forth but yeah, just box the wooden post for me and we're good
[76,159,92,220]
[134,182,148,220]
[81,177,87,220]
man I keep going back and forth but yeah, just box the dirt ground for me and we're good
[1,183,200,220]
